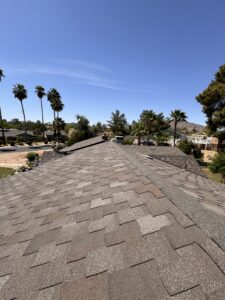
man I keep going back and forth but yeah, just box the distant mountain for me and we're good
[170,121,205,133]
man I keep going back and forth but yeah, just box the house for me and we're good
[187,133,212,149]
[187,133,225,151]
[0,129,34,143]
[45,130,68,142]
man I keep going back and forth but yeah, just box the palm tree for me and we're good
[35,86,45,139]
[0,69,6,145]
[47,88,64,142]
[170,110,187,147]
[12,84,28,142]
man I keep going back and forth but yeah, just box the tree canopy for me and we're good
[196,65,225,148]
[139,110,169,135]
[107,110,128,135]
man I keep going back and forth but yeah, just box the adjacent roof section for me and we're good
[122,145,205,176]
[0,142,225,299]
[59,136,105,154]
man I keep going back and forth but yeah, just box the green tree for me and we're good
[12,84,28,141]
[91,121,105,136]
[170,110,187,147]
[68,115,94,145]
[209,152,225,182]
[107,110,128,135]
[196,65,225,151]
[131,121,145,145]
[0,69,6,145]
[35,86,46,138]
[139,110,169,137]
[31,120,47,136]
[153,131,170,146]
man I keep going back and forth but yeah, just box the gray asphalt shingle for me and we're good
[0,142,225,299]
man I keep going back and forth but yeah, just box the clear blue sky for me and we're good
[0,0,225,125]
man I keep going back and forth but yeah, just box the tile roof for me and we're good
[0,142,225,299]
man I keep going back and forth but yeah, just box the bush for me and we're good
[209,152,225,173]
[177,140,202,158]
[102,133,108,141]
[192,147,203,159]
[9,141,15,146]
[177,140,193,155]
[17,142,24,146]
[16,136,25,143]
[122,138,133,145]
[27,141,33,146]
[18,166,26,172]
[26,152,38,162]
[67,137,75,147]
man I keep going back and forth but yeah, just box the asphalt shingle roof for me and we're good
[0,142,225,299]
[122,145,205,176]
[59,136,105,154]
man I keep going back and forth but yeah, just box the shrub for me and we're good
[177,140,193,155]
[177,140,202,158]
[219,166,225,176]
[27,141,33,146]
[26,152,38,162]
[17,142,24,146]
[192,147,203,159]
[122,138,133,145]
[16,136,25,143]
[19,166,26,172]
[102,133,108,141]
[9,141,15,146]
[209,152,225,173]
[67,138,75,147]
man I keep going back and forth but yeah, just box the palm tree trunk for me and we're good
[173,121,177,147]
[138,135,141,145]
[20,100,27,142]
[217,136,223,152]
[0,107,6,145]
[40,98,45,139]
[53,110,56,144]
[56,112,60,142]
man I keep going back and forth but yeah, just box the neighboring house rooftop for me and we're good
[2,129,34,137]
[45,130,67,136]
[0,142,225,299]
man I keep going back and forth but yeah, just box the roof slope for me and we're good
[59,136,105,154]
[0,142,225,299]
[122,145,204,176]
